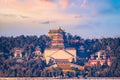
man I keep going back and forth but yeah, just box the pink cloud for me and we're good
[0,0,57,12]
[0,0,89,27]
[59,0,69,9]
[71,2,76,7]
[39,0,56,7]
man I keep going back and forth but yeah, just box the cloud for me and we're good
[39,0,57,8]
[80,0,87,8]
[20,15,30,19]
[59,0,69,9]
[40,20,57,25]
[17,0,27,3]
[41,21,50,24]
[40,0,54,2]
[71,2,76,7]
[0,13,30,19]
[74,15,82,18]
[0,13,17,17]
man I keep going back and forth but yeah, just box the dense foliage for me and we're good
[0,34,120,77]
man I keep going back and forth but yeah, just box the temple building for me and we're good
[44,48,76,64]
[44,28,83,74]
[88,50,111,66]
[45,59,84,74]
[14,49,22,58]
[33,46,45,60]
[44,28,76,64]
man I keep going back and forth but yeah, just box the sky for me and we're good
[0,0,120,39]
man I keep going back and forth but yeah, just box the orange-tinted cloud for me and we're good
[0,0,89,27]
[0,0,57,21]
[59,0,69,9]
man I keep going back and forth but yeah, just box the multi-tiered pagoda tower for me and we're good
[48,27,65,48]
[44,28,76,64]
[43,28,84,74]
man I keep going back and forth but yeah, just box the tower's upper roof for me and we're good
[49,27,64,33]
